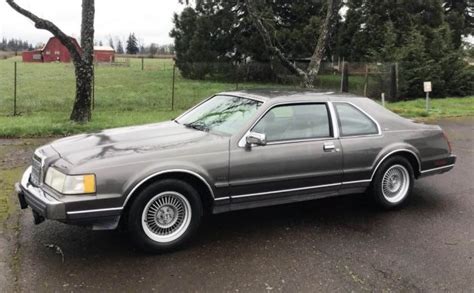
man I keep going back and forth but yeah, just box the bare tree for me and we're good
[149,43,159,57]
[245,0,342,87]
[6,0,95,123]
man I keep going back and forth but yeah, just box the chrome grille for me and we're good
[30,154,43,186]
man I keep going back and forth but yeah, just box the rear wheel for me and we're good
[128,179,203,253]
[370,156,414,209]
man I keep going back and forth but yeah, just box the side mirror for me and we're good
[246,132,267,148]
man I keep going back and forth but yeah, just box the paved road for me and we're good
[11,118,474,292]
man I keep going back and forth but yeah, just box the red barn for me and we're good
[22,37,115,63]
[42,37,82,62]
[93,46,115,62]
[21,50,43,62]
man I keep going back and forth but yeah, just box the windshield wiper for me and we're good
[183,121,209,132]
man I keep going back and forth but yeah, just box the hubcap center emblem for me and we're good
[156,206,176,225]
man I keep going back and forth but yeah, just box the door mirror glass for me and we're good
[246,132,267,147]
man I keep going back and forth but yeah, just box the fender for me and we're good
[121,163,216,208]
[369,145,421,180]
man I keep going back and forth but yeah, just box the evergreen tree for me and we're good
[171,0,471,97]
[443,0,474,49]
[126,33,139,54]
[171,1,327,79]
[397,29,444,98]
[0,37,33,51]
[116,40,124,54]
[108,37,114,49]
[338,0,471,98]
[148,43,158,56]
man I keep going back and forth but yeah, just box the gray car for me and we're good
[16,90,456,252]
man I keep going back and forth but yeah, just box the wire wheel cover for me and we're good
[382,164,410,203]
[142,191,192,243]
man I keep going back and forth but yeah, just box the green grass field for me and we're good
[0,57,472,137]
[387,97,474,119]
[0,57,293,137]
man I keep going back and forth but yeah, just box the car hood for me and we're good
[50,121,229,166]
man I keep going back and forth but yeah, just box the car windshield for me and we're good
[177,95,262,135]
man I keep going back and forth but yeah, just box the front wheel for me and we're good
[370,156,414,209]
[128,179,203,253]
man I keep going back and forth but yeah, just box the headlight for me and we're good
[44,167,96,194]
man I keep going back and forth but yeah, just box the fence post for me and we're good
[340,62,349,92]
[235,64,239,90]
[390,63,397,101]
[92,64,95,110]
[171,63,176,111]
[141,57,144,71]
[363,64,369,97]
[395,62,399,97]
[13,61,17,116]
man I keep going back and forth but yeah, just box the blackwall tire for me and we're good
[370,156,414,209]
[128,179,203,253]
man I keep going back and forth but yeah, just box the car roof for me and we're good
[218,89,363,102]
[216,89,421,132]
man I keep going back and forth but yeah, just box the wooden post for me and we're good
[389,63,397,101]
[141,57,144,71]
[363,64,369,97]
[235,64,239,90]
[171,63,176,111]
[395,62,399,97]
[340,62,349,92]
[92,64,95,110]
[13,61,17,116]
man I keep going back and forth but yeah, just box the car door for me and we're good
[228,102,343,208]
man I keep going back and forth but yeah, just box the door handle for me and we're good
[323,142,337,152]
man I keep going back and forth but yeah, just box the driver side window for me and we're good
[253,104,331,142]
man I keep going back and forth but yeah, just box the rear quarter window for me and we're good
[335,103,379,136]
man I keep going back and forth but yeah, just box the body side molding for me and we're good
[420,164,455,174]
[67,207,123,215]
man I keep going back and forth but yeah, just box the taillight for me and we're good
[442,131,452,154]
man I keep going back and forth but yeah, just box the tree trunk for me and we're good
[245,0,341,88]
[306,0,342,86]
[6,0,95,123]
[70,0,95,123]
[70,62,93,122]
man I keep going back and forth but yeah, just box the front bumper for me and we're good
[15,167,122,230]
[15,167,66,220]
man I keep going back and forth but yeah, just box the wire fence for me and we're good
[0,57,399,116]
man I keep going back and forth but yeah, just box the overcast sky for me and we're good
[0,0,184,46]
[1,1,472,47]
